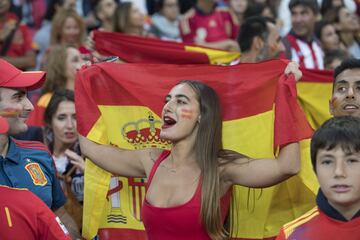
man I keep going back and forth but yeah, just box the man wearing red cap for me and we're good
[0,59,80,238]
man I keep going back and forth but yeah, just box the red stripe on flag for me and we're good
[106,181,123,200]
[98,228,147,240]
[77,61,284,120]
[300,68,333,83]
[94,31,210,64]
[275,74,313,147]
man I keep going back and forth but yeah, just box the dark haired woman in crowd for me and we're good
[44,89,85,228]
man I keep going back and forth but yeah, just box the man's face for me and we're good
[0,88,34,135]
[316,146,360,218]
[266,22,285,59]
[290,5,317,39]
[257,22,285,61]
[330,68,360,117]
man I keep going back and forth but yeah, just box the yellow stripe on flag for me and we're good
[297,82,332,129]
[82,115,111,239]
[223,110,274,158]
[299,139,319,194]
[37,92,53,108]
[185,46,240,65]
[222,110,316,239]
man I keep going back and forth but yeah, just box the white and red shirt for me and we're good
[285,32,324,70]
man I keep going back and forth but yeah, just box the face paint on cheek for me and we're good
[330,97,339,109]
[0,108,22,118]
[180,109,194,120]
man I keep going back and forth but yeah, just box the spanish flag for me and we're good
[93,31,240,65]
[297,68,334,129]
[76,60,314,240]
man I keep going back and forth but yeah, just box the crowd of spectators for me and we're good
[2,0,360,238]
[3,0,360,73]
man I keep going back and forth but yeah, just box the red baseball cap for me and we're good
[0,59,46,90]
[0,116,9,134]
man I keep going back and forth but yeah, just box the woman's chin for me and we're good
[160,131,176,142]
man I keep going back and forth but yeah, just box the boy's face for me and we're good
[316,146,360,216]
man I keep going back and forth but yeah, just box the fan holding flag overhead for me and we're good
[77,60,311,240]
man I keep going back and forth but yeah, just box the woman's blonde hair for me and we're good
[50,8,86,46]
[42,45,74,94]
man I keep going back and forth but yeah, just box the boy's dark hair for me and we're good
[310,116,360,172]
[237,16,275,53]
[333,58,360,79]
[289,0,319,14]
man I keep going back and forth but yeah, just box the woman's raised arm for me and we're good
[79,135,154,178]
[221,142,300,188]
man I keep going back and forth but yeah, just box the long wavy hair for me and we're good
[42,45,72,94]
[112,2,132,33]
[177,80,227,240]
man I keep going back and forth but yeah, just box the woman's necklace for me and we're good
[161,154,178,173]
[149,151,178,173]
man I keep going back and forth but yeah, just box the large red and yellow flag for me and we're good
[76,60,315,240]
[93,31,240,65]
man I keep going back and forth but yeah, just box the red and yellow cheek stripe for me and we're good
[180,109,194,120]
[25,162,47,186]
[330,97,338,109]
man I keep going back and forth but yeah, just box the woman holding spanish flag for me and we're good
[79,63,302,240]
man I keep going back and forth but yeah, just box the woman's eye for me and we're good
[57,116,66,121]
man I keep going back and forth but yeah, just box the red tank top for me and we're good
[141,151,231,240]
